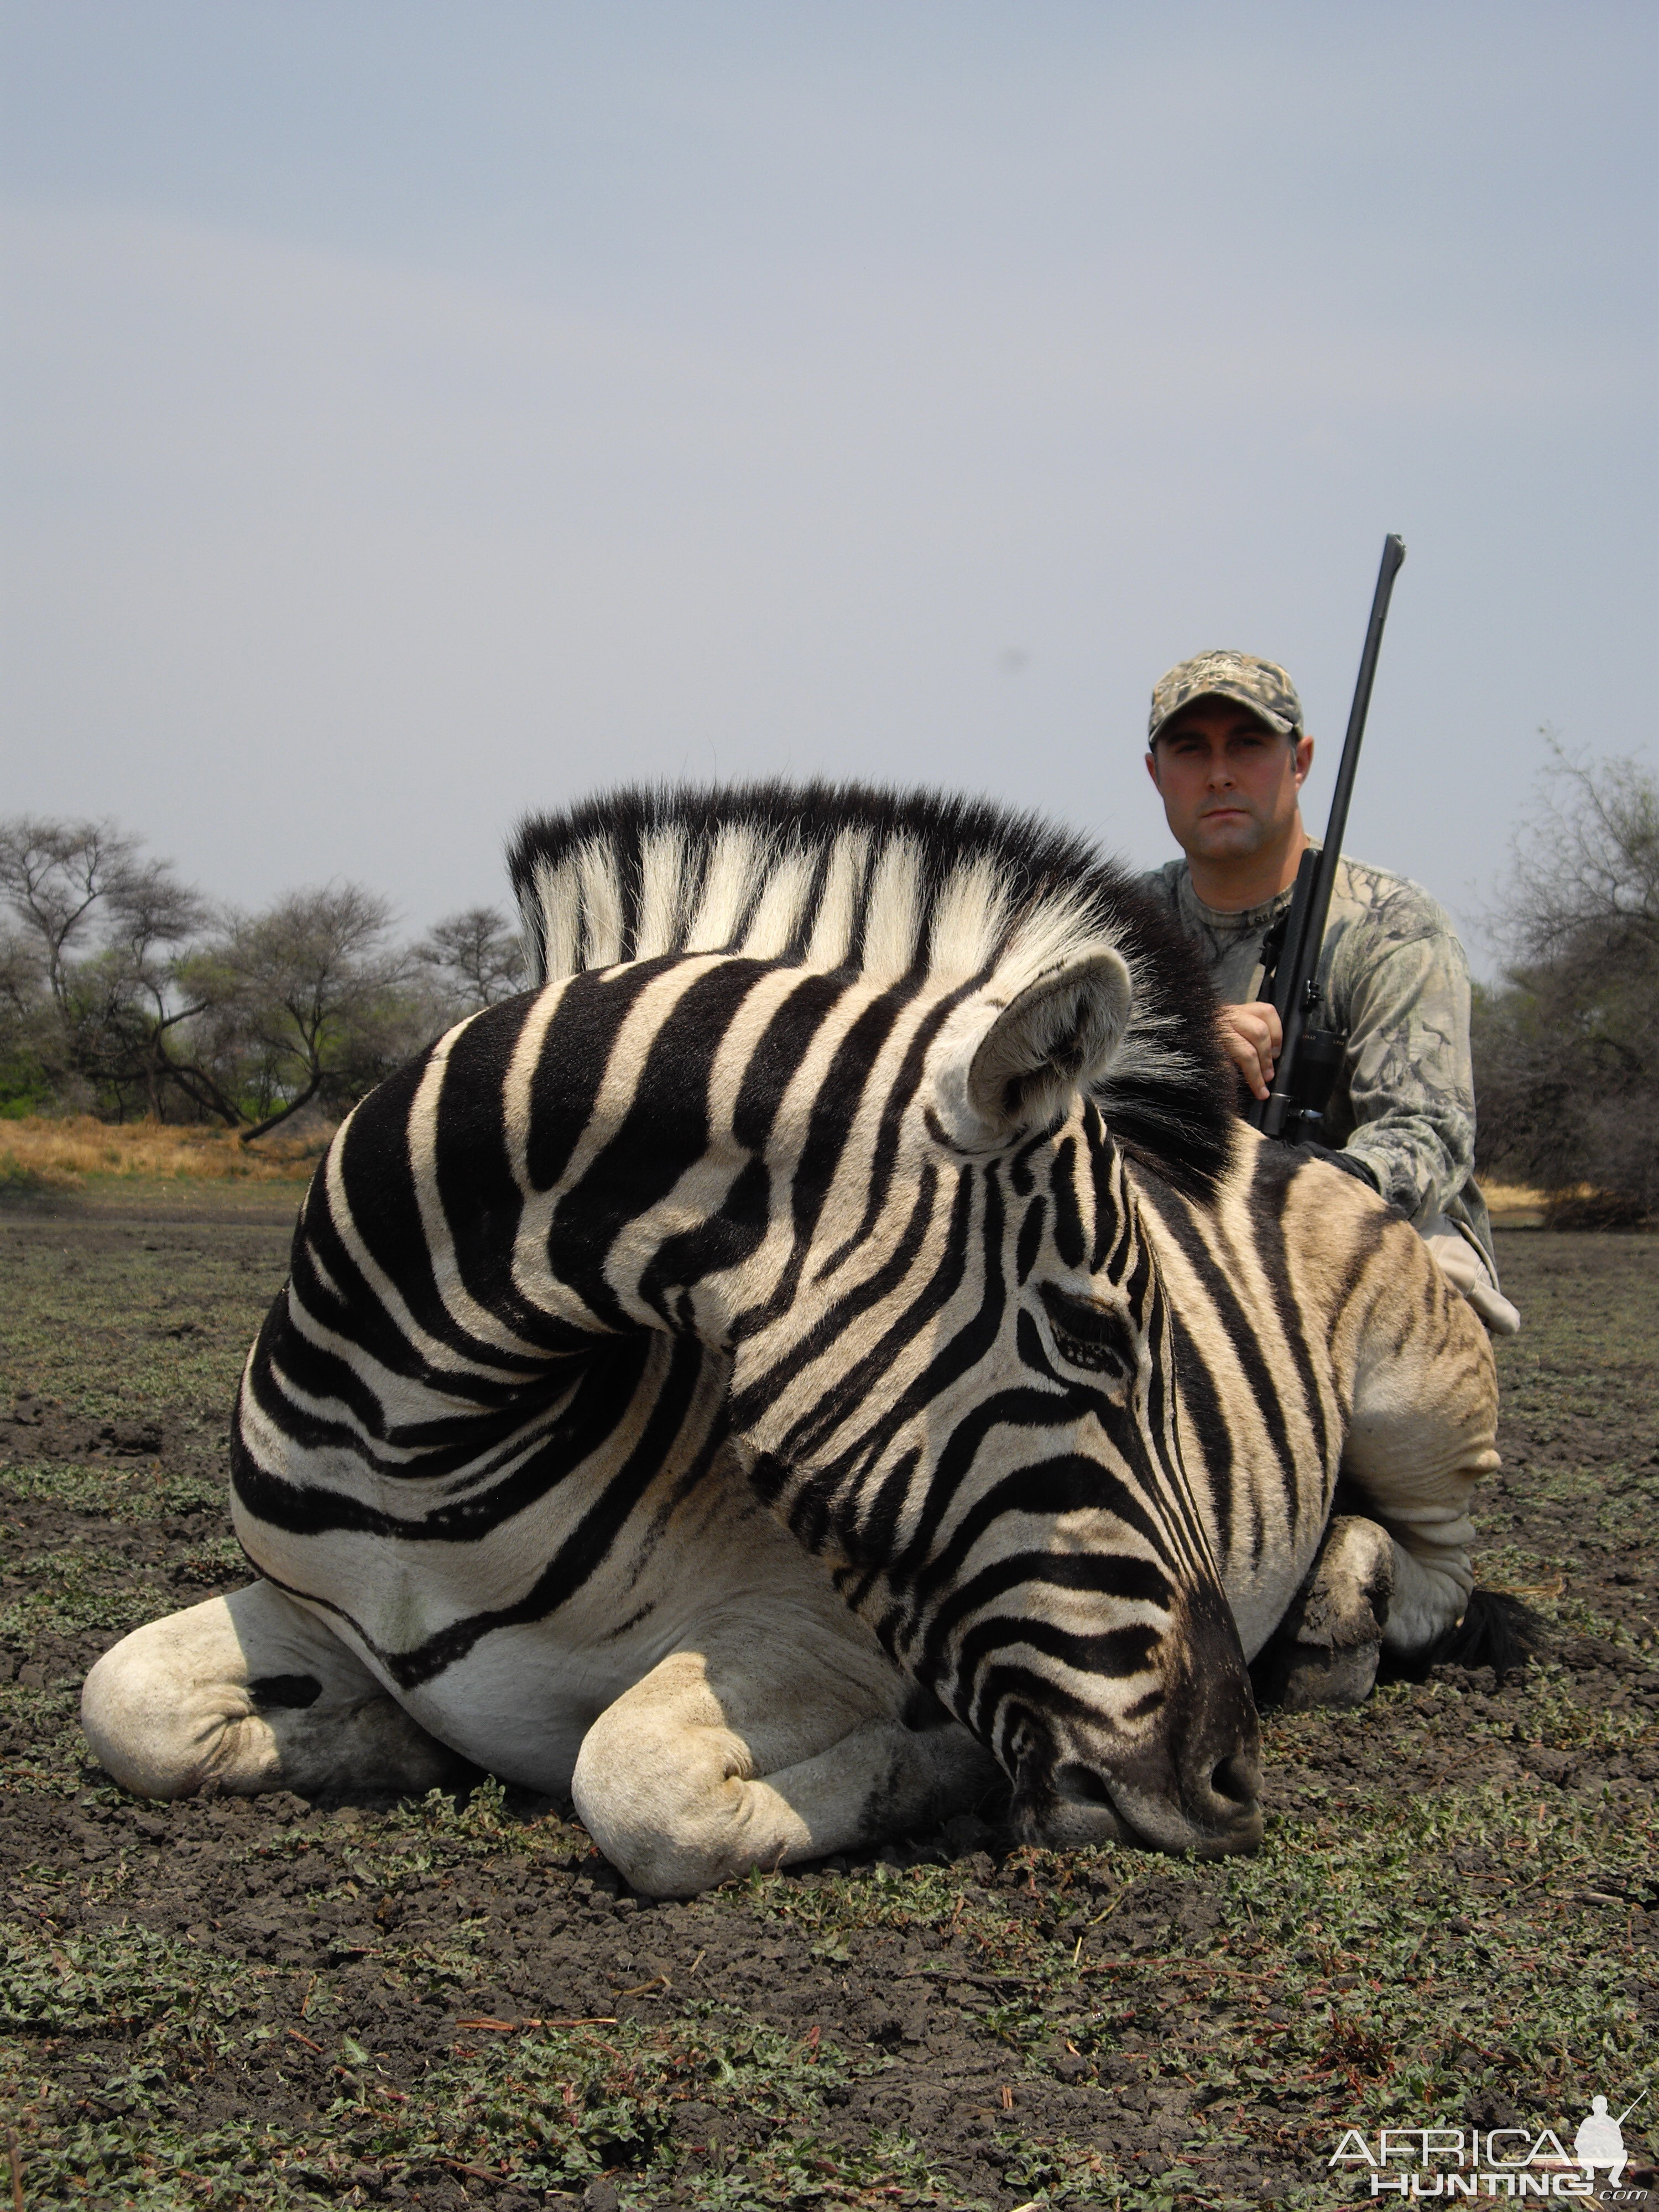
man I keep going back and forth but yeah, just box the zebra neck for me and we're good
[467,956,974,1359]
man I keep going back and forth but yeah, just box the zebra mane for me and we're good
[508,781,1232,1195]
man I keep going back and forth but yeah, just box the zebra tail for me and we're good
[1385,1588,1547,1682]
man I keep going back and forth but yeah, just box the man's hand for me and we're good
[1217,1002,1282,1102]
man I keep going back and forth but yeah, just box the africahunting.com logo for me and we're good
[1327,2089,1651,2200]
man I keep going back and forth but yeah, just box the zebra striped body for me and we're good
[82,786,1497,1892]
[1135,1139,1496,1669]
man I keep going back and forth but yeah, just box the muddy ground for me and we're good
[0,1188,1653,2210]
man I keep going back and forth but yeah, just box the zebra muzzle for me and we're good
[1026,1740,1264,1858]
[1009,1597,1265,1858]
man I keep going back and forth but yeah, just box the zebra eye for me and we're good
[1038,1285,1136,1382]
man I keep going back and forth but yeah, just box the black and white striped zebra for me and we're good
[82,785,1499,1895]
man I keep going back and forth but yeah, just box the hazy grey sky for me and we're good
[3,2,1653,961]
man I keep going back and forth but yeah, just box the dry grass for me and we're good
[1482,1182,1653,1230]
[1483,1179,1551,1217]
[0,1115,325,1187]
[0,1130,1580,1213]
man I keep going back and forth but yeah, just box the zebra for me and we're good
[81,784,1500,1897]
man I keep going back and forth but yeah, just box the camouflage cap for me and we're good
[1147,650,1303,745]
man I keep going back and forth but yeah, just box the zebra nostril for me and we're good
[1054,1761,1113,1807]
[1209,1754,1259,1809]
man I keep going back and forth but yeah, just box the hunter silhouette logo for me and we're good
[1575,2092,1648,2192]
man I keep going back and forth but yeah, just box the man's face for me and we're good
[1145,696,1313,862]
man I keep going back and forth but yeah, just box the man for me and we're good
[1141,648,1518,1334]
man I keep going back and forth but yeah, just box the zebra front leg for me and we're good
[571,1639,1001,1899]
[1342,1229,1501,1661]
[81,1581,465,1802]
[1252,1515,1394,1712]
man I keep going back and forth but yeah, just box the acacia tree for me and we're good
[0,820,441,1134]
[0,925,51,1113]
[0,817,140,1013]
[0,817,234,1118]
[67,865,243,1123]
[414,905,528,1018]
[1,822,541,1134]
[0,817,137,1106]
[1474,743,1658,1219]
[201,884,429,1141]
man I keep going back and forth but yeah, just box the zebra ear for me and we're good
[938,950,1134,1146]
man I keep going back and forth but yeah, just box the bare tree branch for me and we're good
[0,817,142,1010]
[414,905,528,1016]
[1475,741,1659,1217]
[208,884,422,1142]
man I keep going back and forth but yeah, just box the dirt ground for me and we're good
[0,1186,1653,2210]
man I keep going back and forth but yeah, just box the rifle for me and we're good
[1245,534,1406,1142]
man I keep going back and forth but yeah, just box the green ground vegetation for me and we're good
[0,1193,1653,2209]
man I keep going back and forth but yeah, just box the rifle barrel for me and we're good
[1253,533,1406,1139]
[1300,532,1406,989]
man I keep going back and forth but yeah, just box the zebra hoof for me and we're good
[1287,1515,1395,1649]
[1257,1637,1381,1713]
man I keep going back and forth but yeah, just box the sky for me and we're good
[3,2,1655,964]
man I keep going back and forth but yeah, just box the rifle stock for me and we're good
[1245,534,1406,1140]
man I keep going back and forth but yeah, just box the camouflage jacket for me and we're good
[1142,851,1497,1269]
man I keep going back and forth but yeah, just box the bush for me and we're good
[0,813,526,1139]
[1474,744,1658,1222]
